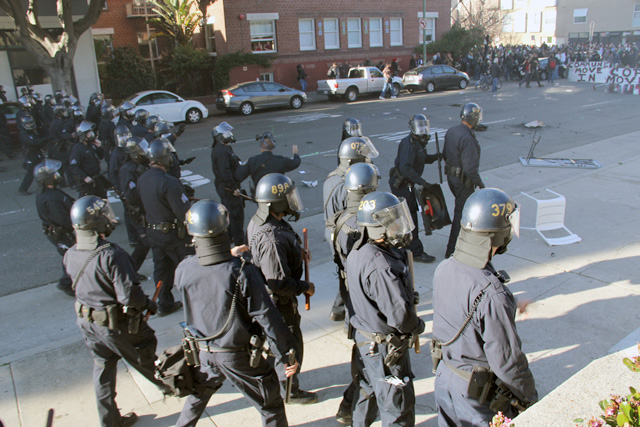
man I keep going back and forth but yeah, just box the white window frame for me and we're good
[369,18,383,47]
[259,72,274,82]
[250,20,277,53]
[324,18,339,49]
[633,4,640,27]
[347,18,362,48]
[418,18,436,43]
[389,18,403,46]
[298,18,316,51]
[573,8,588,24]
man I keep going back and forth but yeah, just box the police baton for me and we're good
[303,228,311,311]
[225,187,255,202]
[46,408,54,427]
[144,280,163,321]
[285,349,296,404]
[407,250,420,354]
[435,132,443,184]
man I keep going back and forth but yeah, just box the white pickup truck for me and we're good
[316,66,404,102]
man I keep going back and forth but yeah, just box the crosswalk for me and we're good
[370,127,449,144]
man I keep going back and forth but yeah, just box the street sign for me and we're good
[419,18,427,30]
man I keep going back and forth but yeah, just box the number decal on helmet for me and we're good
[271,182,290,195]
[491,203,512,216]
[350,141,363,151]
[358,199,376,211]
[86,199,106,215]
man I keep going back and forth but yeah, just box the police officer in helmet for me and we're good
[131,109,151,139]
[64,196,169,427]
[17,114,49,195]
[443,103,485,258]
[137,138,189,317]
[247,173,317,404]
[174,200,299,426]
[211,122,245,246]
[109,124,132,190]
[117,101,136,129]
[342,117,363,141]
[389,113,441,263]
[327,162,380,426]
[432,188,537,426]
[98,104,117,162]
[34,159,76,296]
[346,191,425,426]
[69,120,107,198]
[324,136,378,321]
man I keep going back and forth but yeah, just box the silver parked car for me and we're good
[216,81,307,116]
[402,65,469,93]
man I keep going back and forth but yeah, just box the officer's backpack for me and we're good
[155,344,205,397]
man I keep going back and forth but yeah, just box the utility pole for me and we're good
[423,0,427,61]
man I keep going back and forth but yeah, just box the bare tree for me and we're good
[0,0,106,93]
[452,0,504,40]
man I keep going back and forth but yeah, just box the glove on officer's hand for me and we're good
[304,282,316,297]
[146,300,158,315]
[181,156,196,165]
[176,123,186,137]
[413,318,426,336]
[413,291,420,306]
[184,184,195,198]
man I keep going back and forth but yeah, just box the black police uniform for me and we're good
[211,142,244,246]
[86,103,101,125]
[234,151,301,196]
[174,255,296,427]
[69,141,107,198]
[346,241,424,426]
[17,129,47,194]
[119,161,150,270]
[131,123,151,139]
[138,166,190,313]
[16,108,32,133]
[116,116,133,130]
[432,258,537,425]
[42,103,55,130]
[389,135,439,257]
[0,107,13,159]
[108,146,128,190]
[49,117,75,186]
[36,187,75,293]
[64,238,166,427]
[98,118,116,163]
[247,215,312,397]
[442,124,483,258]
[323,166,348,250]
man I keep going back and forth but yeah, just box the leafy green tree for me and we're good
[164,45,212,96]
[105,47,156,100]
[416,24,485,59]
[147,0,202,48]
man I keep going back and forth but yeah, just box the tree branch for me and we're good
[74,0,107,36]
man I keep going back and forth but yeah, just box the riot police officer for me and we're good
[64,196,169,427]
[18,115,48,195]
[154,121,192,180]
[86,92,103,125]
[16,95,34,133]
[324,136,378,321]
[69,121,107,198]
[34,159,75,296]
[211,122,245,246]
[98,104,117,162]
[247,173,317,404]
[432,188,537,426]
[137,139,189,316]
[341,118,363,141]
[48,105,75,187]
[117,101,135,130]
[131,109,150,138]
[108,124,132,190]
[0,99,14,160]
[326,163,379,426]
[42,94,56,131]
[346,191,425,426]
[234,132,301,197]
[119,137,151,271]
[389,114,441,263]
[443,103,485,258]
[174,200,299,427]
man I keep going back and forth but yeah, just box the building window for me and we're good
[259,72,274,82]
[634,4,640,27]
[251,20,276,52]
[390,18,402,46]
[299,18,315,51]
[347,18,362,48]
[543,10,556,32]
[513,11,527,32]
[369,18,383,47]
[527,11,541,33]
[137,31,159,59]
[573,8,587,24]
[419,18,435,43]
[324,18,339,49]
[500,0,513,10]
[93,34,114,63]
[502,13,514,32]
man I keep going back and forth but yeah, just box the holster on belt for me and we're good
[445,164,473,188]
[122,305,141,334]
[389,167,408,188]
[384,333,411,367]
[248,334,266,368]
[182,327,201,367]
[430,339,443,373]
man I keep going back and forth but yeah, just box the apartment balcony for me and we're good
[125,2,160,18]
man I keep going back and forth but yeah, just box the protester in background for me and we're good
[327,62,340,79]
[296,64,308,93]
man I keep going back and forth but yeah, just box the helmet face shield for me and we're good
[345,121,362,137]
[116,131,132,148]
[371,198,415,245]
[214,122,234,135]
[285,187,304,212]
[350,136,379,159]
[508,202,520,238]
[410,118,430,136]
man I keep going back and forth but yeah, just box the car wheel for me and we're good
[290,95,303,109]
[426,82,436,93]
[392,83,401,97]
[459,79,468,89]
[345,87,358,102]
[186,108,202,124]
[407,88,415,93]
[240,102,254,116]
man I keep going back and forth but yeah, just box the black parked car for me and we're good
[402,65,470,93]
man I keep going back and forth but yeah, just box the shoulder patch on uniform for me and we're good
[181,193,189,204]
[128,181,136,189]
[70,159,77,165]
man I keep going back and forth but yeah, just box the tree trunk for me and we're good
[42,58,74,93]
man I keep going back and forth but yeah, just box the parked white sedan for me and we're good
[122,90,209,124]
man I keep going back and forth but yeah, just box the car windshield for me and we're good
[124,93,142,102]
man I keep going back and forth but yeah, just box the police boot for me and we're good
[117,412,138,427]
[287,389,318,405]
[414,253,436,263]
[336,403,353,425]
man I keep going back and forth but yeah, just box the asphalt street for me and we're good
[2,79,640,296]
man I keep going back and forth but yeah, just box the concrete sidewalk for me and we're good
[1,129,639,427]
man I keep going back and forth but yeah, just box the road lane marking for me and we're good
[483,118,516,125]
[582,100,618,108]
